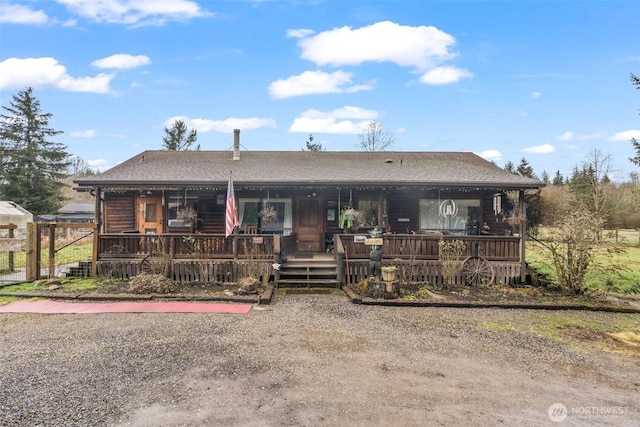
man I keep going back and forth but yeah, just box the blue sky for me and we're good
[1,0,639,181]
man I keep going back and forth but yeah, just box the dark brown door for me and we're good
[296,198,322,252]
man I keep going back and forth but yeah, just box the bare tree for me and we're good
[630,73,640,166]
[358,121,395,151]
[569,148,617,222]
[68,155,93,177]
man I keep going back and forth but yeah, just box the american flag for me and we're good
[225,172,239,237]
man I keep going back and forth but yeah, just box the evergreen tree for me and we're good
[503,161,516,174]
[516,157,538,179]
[0,87,70,215]
[302,134,323,151]
[540,170,550,184]
[552,170,564,186]
[162,119,199,151]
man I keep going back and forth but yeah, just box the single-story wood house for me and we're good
[74,130,544,286]
[40,203,95,223]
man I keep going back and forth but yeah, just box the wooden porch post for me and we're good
[519,190,527,283]
[92,187,101,277]
[377,189,385,230]
[48,224,56,278]
[25,222,40,281]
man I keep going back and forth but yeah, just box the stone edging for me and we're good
[0,284,276,305]
[341,287,640,313]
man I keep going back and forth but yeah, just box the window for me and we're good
[144,203,157,222]
[419,199,480,233]
[357,196,378,227]
[238,198,292,236]
[168,193,198,227]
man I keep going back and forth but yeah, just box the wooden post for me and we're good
[519,190,527,283]
[8,225,15,272]
[270,234,279,285]
[25,222,39,281]
[48,224,56,278]
[92,187,101,276]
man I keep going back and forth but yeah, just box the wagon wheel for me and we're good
[139,255,169,277]
[103,244,130,254]
[461,256,494,286]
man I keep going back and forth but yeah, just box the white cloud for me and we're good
[70,129,96,138]
[521,144,555,154]
[55,0,211,26]
[419,66,473,85]
[289,21,471,86]
[477,150,502,162]
[0,57,113,93]
[166,116,276,133]
[531,91,541,99]
[288,106,379,134]
[608,129,640,141]
[286,28,314,38]
[92,54,151,69]
[556,131,604,141]
[269,70,372,99]
[0,3,49,24]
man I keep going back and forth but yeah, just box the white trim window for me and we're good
[419,199,481,233]
[239,198,292,236]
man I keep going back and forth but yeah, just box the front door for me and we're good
[296,197,322,252]
[136,197,163,234]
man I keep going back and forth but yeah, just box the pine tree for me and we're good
[516,157,538,179]
[503,161,516,174]
[0,87,70,215]
[162,119,199,151]
[302,134,323,151]
[552,170,564,186]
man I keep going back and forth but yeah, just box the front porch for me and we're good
[94,232,524,286]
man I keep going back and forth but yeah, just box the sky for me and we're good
[1,0,639,181]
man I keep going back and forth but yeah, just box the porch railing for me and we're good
[337,234,520,261]
[98,233,278,259]
[336,233,522,285]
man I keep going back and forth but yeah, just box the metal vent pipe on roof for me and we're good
[233,129,240,160]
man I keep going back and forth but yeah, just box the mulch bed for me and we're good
[2,279,639,312]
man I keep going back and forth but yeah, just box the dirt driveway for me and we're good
[1,294,638,426]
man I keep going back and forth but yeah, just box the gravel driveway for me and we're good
[1,294,638,426]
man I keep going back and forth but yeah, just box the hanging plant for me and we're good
[177,205,198,224]
[259,202,277,228]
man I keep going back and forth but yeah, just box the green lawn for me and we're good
[0,242,92,274]
[526,229,640,294]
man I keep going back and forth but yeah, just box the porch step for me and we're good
[277,254,340,288]
[65,260,92,278]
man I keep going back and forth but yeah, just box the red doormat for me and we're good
[0,300,253,314]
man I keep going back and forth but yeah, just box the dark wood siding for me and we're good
[195,196,225,233]
[104,194,135,233]
[387,190,419,234]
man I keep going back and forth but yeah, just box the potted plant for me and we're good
[177,205,198,231]
[259,202,277,229]
[381,265,398,282]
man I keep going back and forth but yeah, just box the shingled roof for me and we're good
[74,150,543,190]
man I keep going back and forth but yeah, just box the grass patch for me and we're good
[526,238,640,294]
[478,312,640,356]
[1,277,101,293]
[0,242,92,272]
